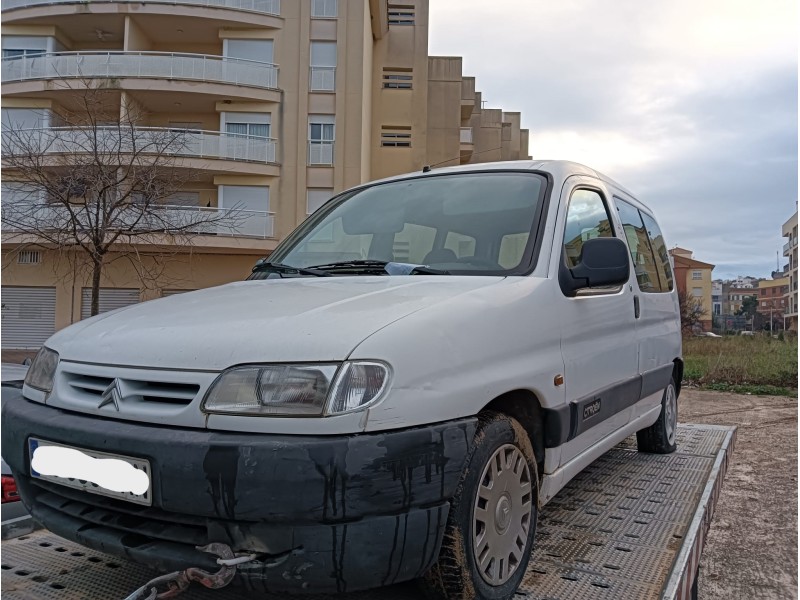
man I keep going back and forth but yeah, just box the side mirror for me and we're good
[560,237,630,296]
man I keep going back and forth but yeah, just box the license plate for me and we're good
[29,438,152,506]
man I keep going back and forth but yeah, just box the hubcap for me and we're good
[472,444,533,586]
[665,384,677,445]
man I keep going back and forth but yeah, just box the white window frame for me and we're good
[310,41,337,91]
[692,270,702,280]
[307,188,334,216]
[311,0,337,18]
[223,39,274,64]
[308,115,335,165]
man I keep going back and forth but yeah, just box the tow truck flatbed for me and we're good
[1,424,735,600]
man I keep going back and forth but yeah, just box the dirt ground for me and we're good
[679,388,798,599]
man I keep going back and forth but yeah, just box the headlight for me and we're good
[202,361,390,417]
[24,346,59,392]
[327,362,390,414]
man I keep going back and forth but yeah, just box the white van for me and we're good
[3,160,682,599]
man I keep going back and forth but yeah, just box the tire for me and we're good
[636,376,679,454]
[420,411,538,600]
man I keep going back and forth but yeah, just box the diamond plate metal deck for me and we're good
[0,424,735,600]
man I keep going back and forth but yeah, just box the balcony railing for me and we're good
[309,66,336,91]
[1,0,280,16]
[2,202,275,239]
[1,51,279,90]
[784,238,797,254]
[2,127,278,164]
[161,205,275,238]
[308,140,334,165]
[460,127,473,144]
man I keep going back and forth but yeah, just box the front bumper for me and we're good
[2,392,476,594]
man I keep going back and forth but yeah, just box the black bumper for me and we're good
[1,392,476,594]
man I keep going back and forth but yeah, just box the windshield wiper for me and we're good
[308,260,450,275]
[253,262,331,277]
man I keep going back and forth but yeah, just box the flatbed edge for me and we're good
[661,424,737,600]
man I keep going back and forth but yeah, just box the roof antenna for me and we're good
[422,165,431,173]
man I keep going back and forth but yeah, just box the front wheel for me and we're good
[637,376,679,454]
[420,412,538,600]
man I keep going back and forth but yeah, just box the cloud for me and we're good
[429,0,798,280]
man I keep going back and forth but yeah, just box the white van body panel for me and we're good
[44,277,504,369]
[539,404,662,505]
[351,276,565,432]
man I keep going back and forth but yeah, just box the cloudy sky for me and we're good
[429,0,798,280]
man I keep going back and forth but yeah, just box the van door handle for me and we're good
[634,295,640,319]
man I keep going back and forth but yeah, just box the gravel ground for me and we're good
[679,388,798,599]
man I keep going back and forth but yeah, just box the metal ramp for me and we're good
[1,424,735,600]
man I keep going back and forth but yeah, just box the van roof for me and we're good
[368,159,639,202]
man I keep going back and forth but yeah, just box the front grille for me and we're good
[62,372,200,407]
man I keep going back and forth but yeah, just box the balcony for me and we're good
[1,0,280,16]
[2,127,278,165]
[2,202,274,239]
[309,66,336,92]
[2,52,279,91]
[308,140,334,165]
[783,237,797,255]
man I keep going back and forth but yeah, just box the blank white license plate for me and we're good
[29,438,152,506]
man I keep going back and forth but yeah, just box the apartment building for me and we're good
[0,0,531,349]
[669,247,715,331]
[711,280,722,317]
[722,284,757,316]
[756,277,790,330]
[782,210,798,331]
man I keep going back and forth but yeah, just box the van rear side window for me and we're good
[614,198,673,293]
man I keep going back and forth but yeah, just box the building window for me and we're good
[223,39,277,87]
[310,41,337,91]
[388,4,415,25]
[225,118,270,139]
[381,126,412,147]
[382,68,413,89]
[311,0,337,18]
[307,188,334,216]
[692,287,703,297]
[308,115,335,165]
[762,301,767,307]
[17,250,41,265]
[220,113,274,162]
[219,185,272,237]
[692,270,702,280]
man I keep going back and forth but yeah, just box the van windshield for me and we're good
[264,172,547,277]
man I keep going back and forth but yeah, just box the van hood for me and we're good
[48,277,503,370]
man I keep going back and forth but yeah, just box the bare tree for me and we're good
[678,290,708,334]
[2,82,245,316]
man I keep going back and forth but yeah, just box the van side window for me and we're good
[614,197,674,293]
[563,189,614,269]
[640,212,674,292]
[614,199,661,292]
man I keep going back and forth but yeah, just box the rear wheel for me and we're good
[420,412,538,600]
[637,376,679,454]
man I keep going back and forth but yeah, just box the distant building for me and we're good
[711,280,722,316]
[723,285,758,316]
[669,248,715,331]
[757,277,790,330]
[782,211,798,331]
[731,275,758,289]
